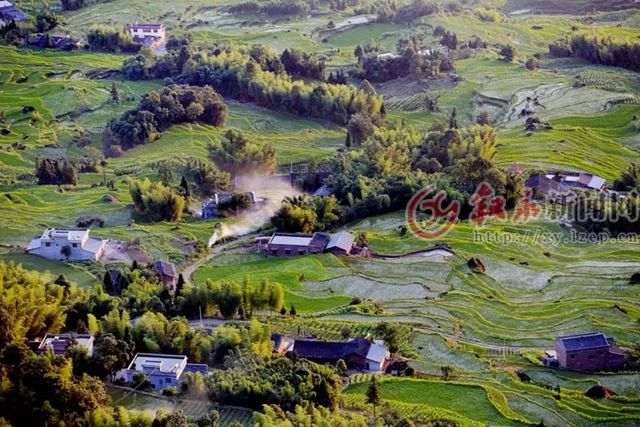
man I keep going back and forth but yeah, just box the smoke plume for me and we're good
[207,175,301,247]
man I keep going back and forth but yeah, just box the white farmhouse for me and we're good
[27,228,105,261]
[126,23,165,46]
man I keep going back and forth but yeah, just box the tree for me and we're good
[347,113,375,146]
[375,322,403,354]
[180,176,191,201]
[280,306,287,316]
[448,107,458,130]
[525,57,540,70]
[110,82,121,103]
[366,376,382,417]
[441,365,453,380]
[289,305,297,318]
[476,111,492,125]
[500,45,516,62]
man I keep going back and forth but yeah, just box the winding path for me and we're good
[181,232,261,284]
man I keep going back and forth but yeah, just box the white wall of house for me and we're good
[28,229,105,261]
[129,26,165,40]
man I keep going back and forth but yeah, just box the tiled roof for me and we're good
[557,333,609,351]
[326,231,355,252]
[155,260,178,278]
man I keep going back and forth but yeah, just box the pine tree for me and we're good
[180,176,190,202]
[110,82,120,103]
[366,376,382,417]
[280,306,287,316]
[449,107,458,130]
[289,305,297,317]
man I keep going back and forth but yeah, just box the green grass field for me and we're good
[3,3,640,425]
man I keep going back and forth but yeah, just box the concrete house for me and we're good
[126,23,165,47]
[555,333,625,372]
[154,260,179,292]
[325,231,355,256]
[119,353,207,391]
[38,333,95,356]
[266,232,331,256]
[27,228,105,261]
[0,1,27,21]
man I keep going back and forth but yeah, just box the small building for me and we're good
[38,333,95,356]
[266,232,330,257]
[201,192,257,219]
[154,260,178,292]
[526,171,606,201]
[555,333,625,372]
[325,231,355,256]
[27,228,105,261]
[126,23,165,47]
[276,335,390,373]
[0,1,26,21]
[118,353,207,391]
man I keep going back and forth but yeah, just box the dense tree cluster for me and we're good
[104,85,227,154]
[181,278,284,320]
[271,195,341,233]
[569,34,640,72]
[354,37,454,83]
[0,261,285,425]
[35,158,78,185]
[255,404,367,426]
[326,122,523,221]
[86,25,141,53]
[35,11,61,33]
[549,34,640,72]
[149,156,231,198]
[121,40,384,125]
[375,0,439,23]
[210,129,277,175]
[229,0,311,17]
[280,48,326,80]
[129,178,186,222]
[206,353,342,410]
[61,0,114,11]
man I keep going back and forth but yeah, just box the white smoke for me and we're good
[207,175,301,247]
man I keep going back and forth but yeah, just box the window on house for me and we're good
[284,250,291,255]
[72,243,78,248]
[45,242,51,247]
[570,354,576,359]
[165,378,171,384]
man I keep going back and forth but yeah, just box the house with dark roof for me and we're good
[154,260,178,292]
[325,231,355,256]
[265,231,355,257]
[526,171,606,201]
[273,335,390,372]
[555,333,625,371]
[266,232,331,256]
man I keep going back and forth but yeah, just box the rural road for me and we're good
[181,232,261,284]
